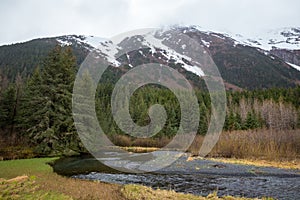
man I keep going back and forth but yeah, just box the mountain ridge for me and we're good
[1,25,300,90]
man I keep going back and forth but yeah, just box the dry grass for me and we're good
[36,172,124,200]
[211,129,300,160]
[110,134,171,148]
[110,129,300,163]
[0,175,72,200]
[188,129,300,162]
[121,146,159,153]
[208,157,300,170]
[121,184,273,200]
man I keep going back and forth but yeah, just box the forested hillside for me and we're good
[0,46,299,158]
[0,37,89,81]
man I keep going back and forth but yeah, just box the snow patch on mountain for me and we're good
[84,36,107,48]
[228,28,300,51]
[57,35,122,66]
[56,35,106,50]
[97,40,122,67]
[77,30,206,77]
[56,39,72,46]
[201,39,210,47]
[183,65,205,76]
[191,26,300,51]
[286,62,300,71]
[142,33,205,76]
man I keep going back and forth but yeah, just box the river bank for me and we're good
[121,146,300,170]
[0,157,280,200]
[207,157,300,170]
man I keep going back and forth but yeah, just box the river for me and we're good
[52,153,300,200]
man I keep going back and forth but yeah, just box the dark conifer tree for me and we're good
[20,46,80,155]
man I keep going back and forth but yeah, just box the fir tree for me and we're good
[20,46,80,155]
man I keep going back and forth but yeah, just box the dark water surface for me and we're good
[53,154,300,200]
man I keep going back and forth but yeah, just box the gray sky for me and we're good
[1,0,299,45]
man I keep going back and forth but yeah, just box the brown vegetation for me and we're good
[122,184,273,200]
[36,172,125,200]
[0,136,34,160]
[110,129,300,163]
[110,134,171,148]
[209,129,300,160]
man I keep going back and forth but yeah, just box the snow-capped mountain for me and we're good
[194,26,300,51]
[56,26,300,74]
[187,26,300,72]
[1,25,300,90]
[56,30,207,77]
[56,26,300,51]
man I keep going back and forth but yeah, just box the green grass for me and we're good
[0,157,57,179]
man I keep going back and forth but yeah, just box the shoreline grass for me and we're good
[207,157,300,170]
[122,184,273,200]
[0,157,124,200]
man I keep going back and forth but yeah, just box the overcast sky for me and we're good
[1,0,299,45]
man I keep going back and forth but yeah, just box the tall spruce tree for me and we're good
[20,46,81,155]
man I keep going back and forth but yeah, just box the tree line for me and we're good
[0,46,299,156]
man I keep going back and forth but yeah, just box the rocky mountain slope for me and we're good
[1,26,300,90]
